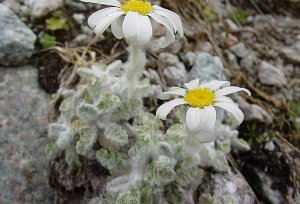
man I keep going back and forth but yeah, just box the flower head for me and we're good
[82,0,183,47]
[156,79,251,133]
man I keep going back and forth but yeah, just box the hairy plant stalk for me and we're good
[125,45,146,98]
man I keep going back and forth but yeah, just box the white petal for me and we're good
[153,5,183,37]
[214,102,244,125]
[156,99,187,120]
[201,80,230,91]
[94,11,124,36]
[160,30,175,48]
[159,87,187,100]
[154,10,177,32]
[215,86,251,97]
[111,16,124,39]
[148,12,175,47]
[82,0,121,7]
[184,78,199,90]
[122,12,140,44]
[88,7,121,29]
[214,96,234,103]
[136,15,152,45]
[186,107,216,132]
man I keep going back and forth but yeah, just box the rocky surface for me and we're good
[258,61,287,87]
[0,4,36,66]
[0,66,53,203]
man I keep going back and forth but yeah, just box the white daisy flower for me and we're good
[156,79,251,133]
[82,0,183,47]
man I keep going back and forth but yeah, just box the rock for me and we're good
[163,62,187,86]
[258,61,287,87]
[0,4,36,66]
[198,168,257,204]
[229,43,250,58]
[235,96,273,124]
[187,53,225,83]
[280,42,300,65]
[73,13,85,25]
[195,41,214,53]
[264,141,275,151]
[158,52,179,65]
[25,0,64,18]
[179,52,197,67]
[225,50,239,70]
[0,66,53,203]
[224,18,239,32]
[241,53,257,73]
[2,0,21,13]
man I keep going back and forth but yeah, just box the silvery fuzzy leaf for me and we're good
[59,96,75,113]
[198,194,222,204]
[77,67,95,80]
[216,139,231,153]
[76,127,97,155]
[48,123,67,137]
[106,175,132,194]
[45,141,60,159]
[223,195,237,204]
[56,130,74,150]
[113,99,142,120]
[86,79,103,102]
[77,103,98,122]
[106,60,122,75]
[176,161,204,187]
[165,183,185,204]
[212,150,228,172]
[96,148,125,170]
[145,156,176,185]
[231,138,251,151]
[104,123,128,147]
[200,146,228,172]
[136,112,163,131]
[157,142,174,158]
[65,143,82,171]
[116,187,140,204]
[97,92,121,112]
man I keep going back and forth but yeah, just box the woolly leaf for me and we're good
[216,139,231,153]
[116,187,140,204]
[77,103,98,122]
[96,148,125,170]
[176,164,204,188]
[65,144,82,171]
[59,96,74,113]
[104,124,128,147]
[136,112,163,131]
[198,194,222,204]
[114,99,142,120]
[45,141,59,159]
[223,195,237,204]
[106,60,122,75]
[86,79,103,101]
[139,182,153,204]
[77,68,95,80]
[56,130,74,149]
[48,123,67,137]
[165,183,185,204]
[212,150,228,172]
[106,175,132,194]
[76,127,97,155]
[97,92,121,112]
[231,138,251,151]
[157,142,174,158]
[145,156,175,185]
[128,135,153,159]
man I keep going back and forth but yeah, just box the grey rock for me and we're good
[236,96,273,124]
[163,62,187,86]
[2,0,21,13]
[0,66,53,203]
[195,41,213,53]
[224,18,239,32]
[179,51,197,67]
[0,4,36,66]
[264,141,275,151]
[230,43,250,58]
[73,13,85,25]
[158,52,179,65]
[199,168,257,204]
[241,54,257,73]
[280,42,300,65]
[187,53,225,83]
[258,61,287,87]
[25,0,64,18]
[225,50,240,70]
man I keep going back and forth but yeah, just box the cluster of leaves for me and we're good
[46,61,250,203]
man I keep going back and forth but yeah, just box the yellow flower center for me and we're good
[121,0,154,16]
[184,88,215,109]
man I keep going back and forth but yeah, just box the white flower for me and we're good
[156,79,251,133]
[82,0,183,47]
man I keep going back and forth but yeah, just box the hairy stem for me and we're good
[125,45,146,99]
